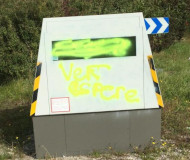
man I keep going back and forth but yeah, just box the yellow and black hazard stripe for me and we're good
[148,55,164,108]
[30,62,42,116]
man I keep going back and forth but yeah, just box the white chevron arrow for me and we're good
[157,18,169,33]
[146,18,156,34]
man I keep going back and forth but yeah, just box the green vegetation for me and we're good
[0,153,12,160]
[0,0,64,83]
[0,78,33,110]
[0,105,34,159]
[0,80,33,159]
[154,34,190,148]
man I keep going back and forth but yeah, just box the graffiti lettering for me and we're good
[59,63,140,103]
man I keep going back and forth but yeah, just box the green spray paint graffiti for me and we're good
[52,37,136,60]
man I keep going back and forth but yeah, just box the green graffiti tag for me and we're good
[52,38,132,59]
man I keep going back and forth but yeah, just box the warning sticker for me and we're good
[51,97,70,113]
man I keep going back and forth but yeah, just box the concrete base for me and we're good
[33,109,161,158]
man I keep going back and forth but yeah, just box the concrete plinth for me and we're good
[33,109,161,158]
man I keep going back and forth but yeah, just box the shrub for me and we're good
[0,0,64,83]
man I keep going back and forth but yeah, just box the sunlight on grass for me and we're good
[154,35,190,142]
[0,78,33,109]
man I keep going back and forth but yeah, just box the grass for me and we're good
[0,34,189,159]
[0,105,34,158]
[0,153,12,160]
[0,77,33,110]
[0,77,34,159]
[154,34,190,148]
